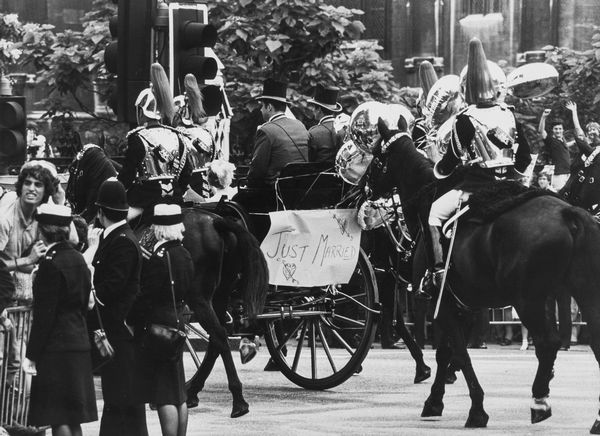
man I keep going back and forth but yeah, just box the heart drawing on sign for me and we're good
[282,261,297,282]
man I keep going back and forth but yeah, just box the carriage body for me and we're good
[211,162,380,390]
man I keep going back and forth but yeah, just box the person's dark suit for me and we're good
[308,115,342,163]
[92,222,147,436]
[234,113,309,214]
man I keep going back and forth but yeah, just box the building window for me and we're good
[463,0,501,15]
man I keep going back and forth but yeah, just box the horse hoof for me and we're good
[590,419,600,434]
[445,371,457,385]
[465,409,489,428]
[414,365,431,384]
[231,401,249,418]
[421,399,444,418]
[186,392,200,409]
[531,407,552,424]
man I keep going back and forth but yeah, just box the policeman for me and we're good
[118,64,191,222]
[307,84,344,163]
[425,38,532,291]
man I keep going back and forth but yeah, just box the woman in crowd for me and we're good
[132,203,194,436]
[24,203,97,436]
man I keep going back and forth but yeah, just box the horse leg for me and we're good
[571,292,600,434]
[421,326,451,418]
[519,297,560,424]
[186,342,221,408]
[449,311,488,428]
[396,319,431,383]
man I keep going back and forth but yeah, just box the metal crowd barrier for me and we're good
[0,306,33,429]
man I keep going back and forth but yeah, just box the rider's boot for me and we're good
[419,225,445,298]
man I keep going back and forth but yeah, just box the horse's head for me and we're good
[364,116,410,199]
[66,146,117,221]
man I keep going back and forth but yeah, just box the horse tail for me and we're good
[214,217,269,319]
[561,206,600,298]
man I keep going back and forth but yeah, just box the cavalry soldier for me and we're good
[307,84,344,163]
[118,64,191,223]
[424,37,532,292]
[174,74,222,202]
[411,61,438,150]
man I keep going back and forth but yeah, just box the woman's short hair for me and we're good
[586,121,600,132]
[207,160,236,190]
[38,223,70,243]
[15,164,56,203]
[152,223,185,242]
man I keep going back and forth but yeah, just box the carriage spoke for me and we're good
[316,319,337,373]
[275,319,304,354]
[332,313,366,328]
[310,320,317,379]
[292,320,309,372]
[329,328,356,356]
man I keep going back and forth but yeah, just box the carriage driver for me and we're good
[423,38,532,294]
[118,64,191,223]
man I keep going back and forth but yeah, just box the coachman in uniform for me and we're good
[91,178,147,436]
[307,84,344,163]
[233,78,309,213]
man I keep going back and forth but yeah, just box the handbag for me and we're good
[91,289,115,371]
[140,251,187,361]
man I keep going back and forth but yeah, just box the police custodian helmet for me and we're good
[95,177,129,212]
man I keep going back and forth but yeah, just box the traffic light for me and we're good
[0,96,26,169]
[168,3,218,96]
[104,0,155,124]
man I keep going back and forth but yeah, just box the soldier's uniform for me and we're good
[118,124,191,209]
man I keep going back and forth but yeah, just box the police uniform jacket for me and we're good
[308,115,342,163]
[247,113,309,187]
[129,240,194,330]
[91,223,142,341]
[27,242,91,362]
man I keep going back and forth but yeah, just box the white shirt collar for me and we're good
[103,219,126,238]
[269,112,286,122]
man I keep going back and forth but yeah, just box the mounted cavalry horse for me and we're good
[367,113,600,433]
[66,145,268,418]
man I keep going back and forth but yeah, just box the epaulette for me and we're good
[155,246,167,258]
[44,246,59,260]
[125,126,145,139]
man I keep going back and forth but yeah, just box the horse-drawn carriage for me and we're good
[185,161,380,390]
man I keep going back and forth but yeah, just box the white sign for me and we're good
[260,209,362,287]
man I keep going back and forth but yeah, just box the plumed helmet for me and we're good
[424,74,465,130]
[135,88,161,120]
[461,38,502,105]
[150,63,175,125]
[349,102,414,153]
[506,62,558,99]
[418,61,438,105]
[95,177,129,212]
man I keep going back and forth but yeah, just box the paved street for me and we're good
[81,343,599,435]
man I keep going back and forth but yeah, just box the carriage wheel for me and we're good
[262,248,378,390]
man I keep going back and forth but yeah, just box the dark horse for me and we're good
[66,146,269,418]
[368,119,600,433]
[561,151,600,217]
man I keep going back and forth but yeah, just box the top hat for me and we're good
[95,177,129,212]
[36,203,72,227]
[152,203,183,226]
[307,84,342,112]
[255,78,288,104]
[135,88,161,120]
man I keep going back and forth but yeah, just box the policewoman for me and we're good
[25,203,97,435]
[131,203,194,436]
